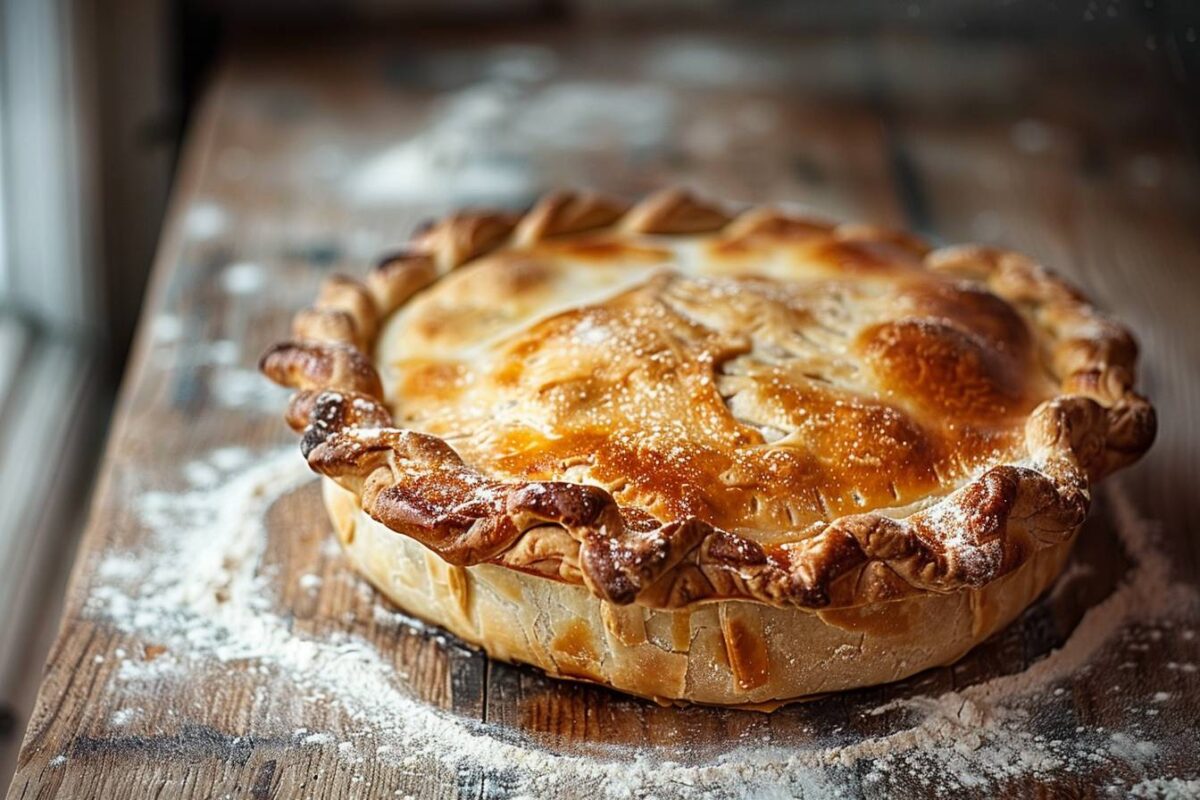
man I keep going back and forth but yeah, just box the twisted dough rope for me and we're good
[260,188,1155,611]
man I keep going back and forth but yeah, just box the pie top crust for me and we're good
[261,189,1155,612]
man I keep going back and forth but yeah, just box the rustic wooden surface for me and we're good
[6,28,1200,798]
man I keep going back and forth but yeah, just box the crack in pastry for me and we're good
[261,189,1155,705]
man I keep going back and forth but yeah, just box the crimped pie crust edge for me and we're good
[260,188,1155,614]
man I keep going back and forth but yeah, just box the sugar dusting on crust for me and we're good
[80,448,1199,797]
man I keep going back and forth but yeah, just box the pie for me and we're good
[261,189,1155,706]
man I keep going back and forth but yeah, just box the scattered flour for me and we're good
[183,202,229,241]
[346,46,675,207]
[300,732,336,746]
[82,447,1199,798]
[1129,778,1200,799]
[110,707,141,727]
[151,314,183,344]
[209,367,288,411]
[220,262,267,295]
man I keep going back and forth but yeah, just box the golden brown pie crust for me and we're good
[261,189,1154,705]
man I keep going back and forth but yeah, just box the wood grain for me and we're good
[6,29,1199,799]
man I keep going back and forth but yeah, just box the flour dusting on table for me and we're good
[83,447,1199,798]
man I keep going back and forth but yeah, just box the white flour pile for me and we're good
[82,446,1199,798]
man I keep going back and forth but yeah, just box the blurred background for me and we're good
[0,0,1198,783]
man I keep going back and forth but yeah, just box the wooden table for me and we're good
[7,28,1200,799]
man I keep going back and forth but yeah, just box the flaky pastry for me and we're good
[261,189,1154,706]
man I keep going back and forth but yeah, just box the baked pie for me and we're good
[261,189,1155,706]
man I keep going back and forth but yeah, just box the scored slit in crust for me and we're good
[261,189,1154,705]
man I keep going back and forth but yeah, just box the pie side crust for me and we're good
[261,189,1155,705]
[324,477,1077,706]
